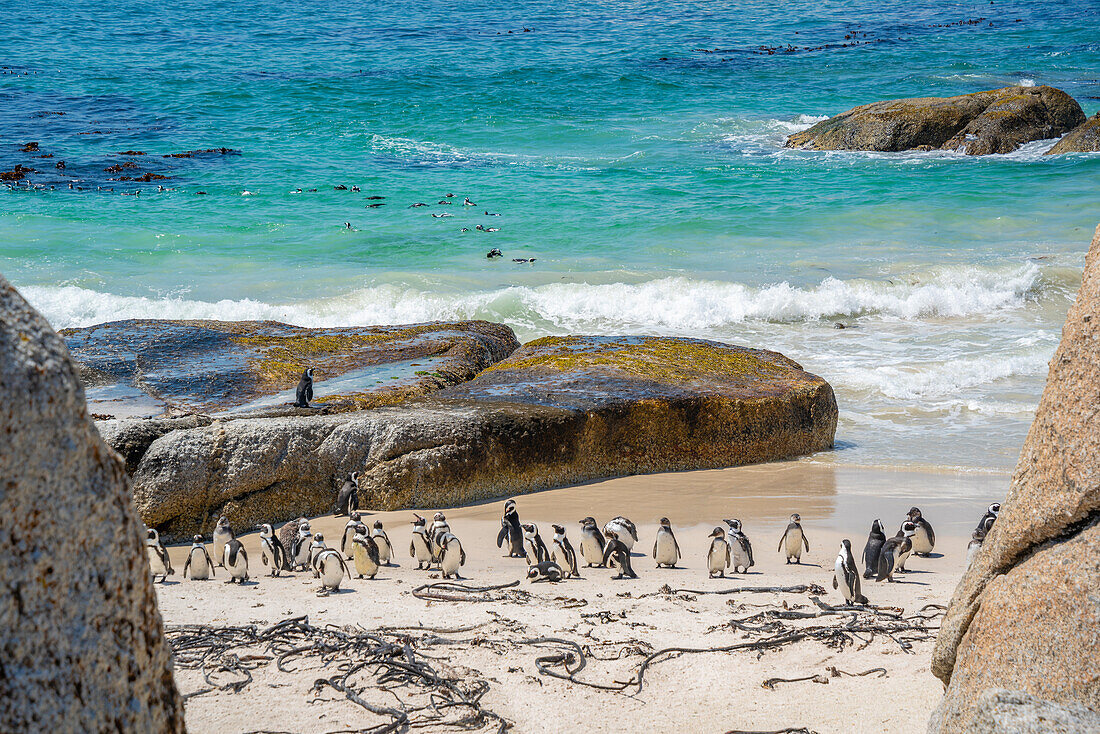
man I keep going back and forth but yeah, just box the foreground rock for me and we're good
[130,336,837,537]
[0,275,183,732]
[64,318,519,417]
[786,85,1085,155]
[929,224,1100,731]
[1046,112,1100,154]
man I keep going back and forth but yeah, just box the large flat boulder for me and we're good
[64,318,519,418]
[785,85,1084,155]
[0,275,183,732]
[130,335,837,538]
[929,225,1100,731]
[1046,112,1100,154]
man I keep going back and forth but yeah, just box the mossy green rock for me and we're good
[63,318,519,417]
[1046,112,1100,154]
[129,335,836,538]
[785,85,1084,155]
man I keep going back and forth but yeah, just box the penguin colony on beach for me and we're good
[148,497,999,606]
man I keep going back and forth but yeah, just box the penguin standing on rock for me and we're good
[410,514,433,570]
[976,503,1000,534]
[876,522,916,582]
[778,513,810,564]
[522,523,550,564]
[862,520,886,579]
[833,539,868,605]
[258,524,287,576]
[723,519,754,574]
[294,367,314,408]
[183,536,215,580]
[145,528,174,582]
[579,517,606,567]
[550,524,579,577]
[497,500,525,558]
[342,512,362,559]
[706,527,731,578]
[602,530,637,579]
[966,527,986,569]
[906,507,935,556]
[351,526,381,579]
[223,538,249,584]
[652,517,681,569]
[336,473,360,517]
[372,521,394,565]
[213,516,234,567]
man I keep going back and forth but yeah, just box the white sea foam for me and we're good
[1019,78,1036,87]
[838,350,1050,402]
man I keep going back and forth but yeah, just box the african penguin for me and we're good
[371,520,394,565]
[279,518,309,559]
[145,528,174,582]
[522,523,550,564]
[496,499,525,558]
[183,535,215,580]
[602,530,637,579]
[336,473,360,517]
[906,507,935,556]
[550,524,580,577]
[290,524,314,571]
[723,518,754,574]
[222,538,249,584]
[977,502,1000,534]
[213,516,234,567]
[652,517,681,569]
[862,519,886,579]
[258,523,287,576]
[526,560,563,582]
[410,514,433,569]
[603,516,638,551]
[578,517,606,567]
[706,527,731,578]
[833,539,868,605]
[429,512,450,562]
[294,367,314,408]
[778,513,810,564]
[966,527,986,569]
[308,533,329,576]
[341,511,362,559]
[351,525,381,579]
[876,521,916,582]
[439,532,467,579]
[315,548,350,593]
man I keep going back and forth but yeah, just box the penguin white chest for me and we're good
[784,527,804,558]
[729,536,752,569]
[580,535,602,566]
[708,540,729,573]
[147,546,167,576]
[654,532,678,565]
[610,525,635,551]
[373,533,392,563]
[342,527,357,558]
[353,544,379,578]
[189,548,211,579]
[911,525,933,554]
[412,533,432,561]
[441,545,462,575]
[320,555,344,589]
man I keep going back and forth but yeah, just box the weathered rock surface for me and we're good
[131,336,837,538]
[64,318,519,417]
[943,690,1100,733]
[786,85,1085,154]
[929,224,1100,732]
[0,275,184,732]
[1047,112,1100,154]
[98,414,214,472]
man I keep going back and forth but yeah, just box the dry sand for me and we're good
[156,460,1008,734]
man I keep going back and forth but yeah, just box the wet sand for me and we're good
[158,461,1008,733]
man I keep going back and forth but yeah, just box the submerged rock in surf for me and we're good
[1045,112,1100,154]
[124,334,837,539]
[785,85,1085,155]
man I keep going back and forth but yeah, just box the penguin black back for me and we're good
[862,519,886,579]
[602,531,637,579]
[295,367,314,408]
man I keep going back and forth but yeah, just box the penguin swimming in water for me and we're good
[314,548,351,593]
[335,472,360,517]
[522,523,550,564]
[410,514,433,569]
[351,525,381,579]
[371,521,394,565]
[213,516,234,567]
[496,499,525,557]
[778,513,810,564]
[439,531,467,579]
[652,517,681,569]
[183,535,216,580]
[145,528,174,582]
[578,517,606,567]
[906,507,935,556]
[603,516,638,552]
[527,560,563,583]
[706,527,731,578]
[258,523,287,576]
[966,527,986,569]
[976,502,1000,534]
[222,538,249,584]
[723,519,754,574]
[602,530,637,579]
[833,539,868,605]
[341,511,362,559]
[294,367,314,408]
[550,524,579,577]
[876,521,916,582]
[862,520,886,579]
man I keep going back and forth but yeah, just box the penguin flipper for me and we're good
[367,538,380,566]
[832,574,839,590]
[409,540,416,557]
[724,543,731,568]
[927,523,936,549]
[204,549,216,577]
[183,555,191,577]
[460,547,467,566]
[496,524,508,548]
[875,553,894,582]
[651,538,658,559]
[745,537,754,566]
[777,532,786,553]
[803,534,810,552]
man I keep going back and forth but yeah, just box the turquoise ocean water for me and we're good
[2,0,1098,471]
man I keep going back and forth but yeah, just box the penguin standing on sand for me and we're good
[290,524,314,571]
[833,539,868,605]
[966,527,986,569]
[410,514,433,570]
[258,523,287,576]
[183,536,216,580]
[213,516,234,567]
[222,538,249,584]
[315,548,350,593]
[706,527,732,578]
[294,367,314,408]
[862,520,886,579]
[550,524,579,577]
[279,518,308,557]
[579,517,606,567]
[351,525,381,579]
[603,516,638,551]
[341,512,362,559]
[602,530,638,579]
[439,531,467,579]
[723,519,754,574]
[497,500,525,558]
[145,528,174,582]
[522,523,550,564]
[906,507,935,556]
[430,512,451,562]
[652,517,682,569]
[372,521,394,565]
[778,513,810,564]
[876,522,916,582]
[309,533,329,576]
[896,522,915,572]
[336,473,360,517]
